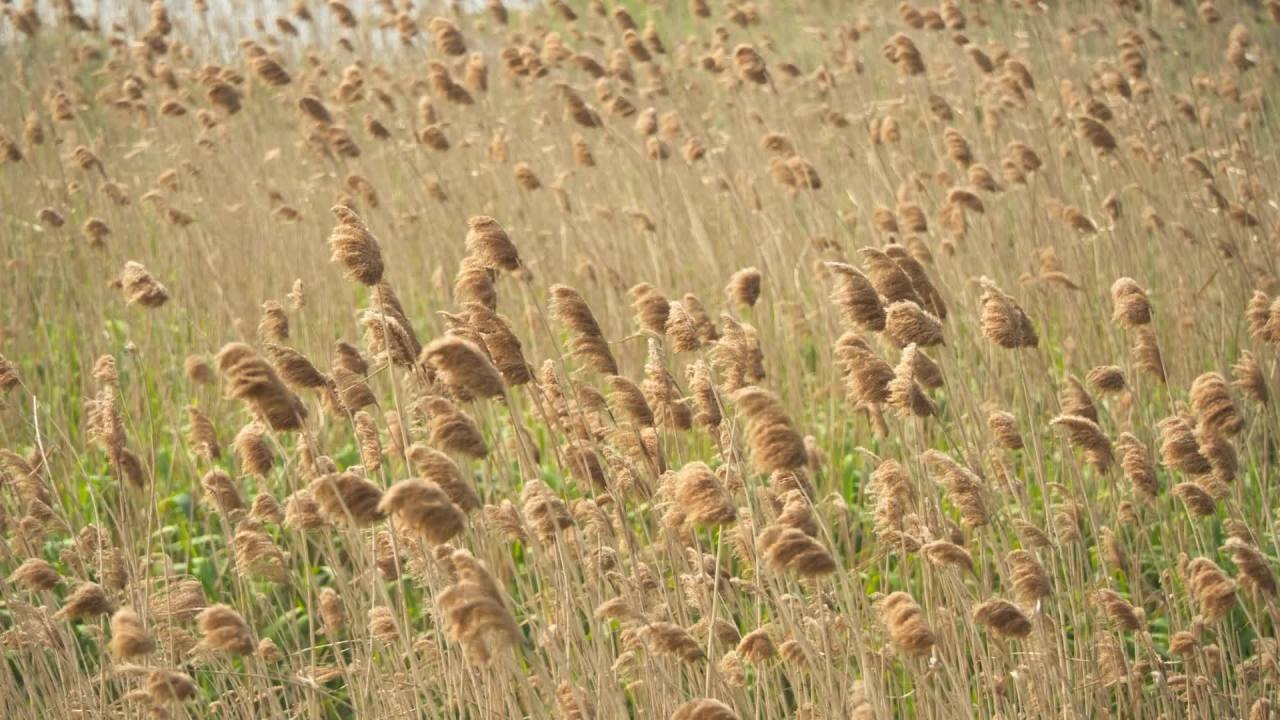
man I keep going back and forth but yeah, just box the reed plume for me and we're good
[884,301,945,347]
[455,255,498,310]
[756,524,836,577]
[465,216,522,273]
[1222,537,1277,596]
[835,332,893,408]
[9,557,61,591]
[284,490,326,532]
[1086,366,1126,394]
[923,540,975,574]
[688,360,722,431]
[673,461,737,527]
[1189,372,1243,437]
[666,300,703,352]
[521,479,573,543]
[979,277,1037,348]
[672,699,740,720]
[640,621,705,662]
[54,580,113,621]
[732,386,807,474]
[1158,415,1211,475]
[860,247,922,306]
[1050,414,1113,473]
[642,339,692,431]
[712,316,766,392]
[311,472,385,526]
[609,374,655,428]
[424,396,488,459]
[319,587,346,635]
[826,262,886,332]
[879,591,935,656]
[353,411,382,473]
[923,450,987,527]
[726,267,763,308]
[423,336,506,400]
[233,422,273,477]
[265,344,328,391]
[885,246,947,319]
[232,523,288,583]
[186,405,220,461]
[216,342,306,431]
[973,598,1033,639]
[1116,433,1157,498]
[987,410,1024,450]
[328,205,384,286]
[632,285,671,336]
[1093,589,1144,632]
[1060,376,1098,422]
[115,261,169,308]
[146,670,196,703]
[408,444,480,512]
[1231,351,1268,405]
[736,628,776,663]
[466,303,531,386]
[1184,557,1237,622]
[1246,290,1279,343]
[0,354,19,394]
[196,604,255,655]
[1005,550,1051,604]
[379,478,466,545]
[888,344,937,419]
[437,548,519,665]
[1130,328,1167,382]
[550,285,618,374]
[1111,278,1152,326]
[200,469,244,515]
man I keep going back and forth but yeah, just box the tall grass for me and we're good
[2,0,1280,718]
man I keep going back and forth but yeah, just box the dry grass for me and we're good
[2,0,1280,718]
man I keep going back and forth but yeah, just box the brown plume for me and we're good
[880,591,935,655]
[423,336,506,400]
[1111,278,1152,326]
[979,278,1037,348]
[726,267,763,308]
[465,216,522,273]
[826,262,886,332]
[233,421,274,477]
[196,604,255,655]
[186,405,220,461]
[216,342,306,431]
[674,461,737,527]
[408,445,480,512]
[328,205,384,286]
[550,285,617,374]
[1189,372,1243,437]
[311,472,385,526]
[888,344,937,419]
[108,608,155,659]
[437,548,519,665]
[672,699,740,720]
[424,396,488,459]
[733,386,807,474]
[115,261,169,308]
[379,478,465,545]
[1050,414,1113,473]
[973,598,1033,639]
[884,301,945,347]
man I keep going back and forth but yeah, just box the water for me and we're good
[4,0,542,58]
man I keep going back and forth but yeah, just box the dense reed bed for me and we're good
[2,0,1280,718]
